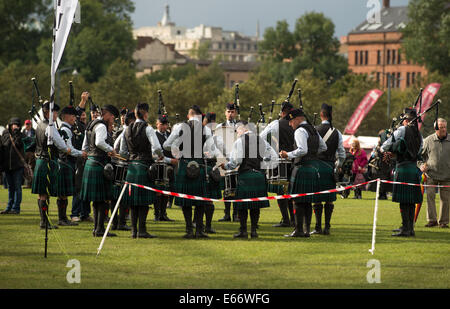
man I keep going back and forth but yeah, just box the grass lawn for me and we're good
[0,187,449,289]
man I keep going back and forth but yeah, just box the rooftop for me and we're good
[349,6,408,34]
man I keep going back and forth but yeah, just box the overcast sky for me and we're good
[131,0,410,39]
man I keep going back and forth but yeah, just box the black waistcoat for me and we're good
[86,119,113,159]
[156,130,173,158]
[35,119,59,159]
[125,121,153,162]
[238,133,264,173]
[179,120,206,159]
[278,117,295,152]
[295,123,319,164]
[58,123,72,162]
[316,122,338,163]
[398,125,422,162]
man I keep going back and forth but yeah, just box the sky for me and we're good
[130,0,410,39]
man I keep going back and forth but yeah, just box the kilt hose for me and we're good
[289,160,322,203]
[80,157,113,202]
[315,160,337,203]
[123,160,155,207]
[55,160,75,197]
[392,161,423,204]
[234,170,270,211]
[174,159,207,208]
[31,158,58,197]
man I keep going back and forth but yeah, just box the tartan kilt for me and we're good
[392,161,423,204]
[205,165,222,199]
[314,160,337,203]
[55,160,75,197]
[234,170,270,210]
[289,160,321,203]
[267,182,288,195]
[31,158,58,196]
[174,159,207,207]
[123,161,155,206]
[80,157,113,202]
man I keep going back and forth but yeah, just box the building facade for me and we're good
[345,0,427,90]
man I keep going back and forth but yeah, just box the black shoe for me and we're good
[272,221,291,227]
[233,231,248,238]
[204,227,216,234]
[138,232,157,238]
[218,215,231,222]
[58,219,78,226]
[310,228,322,235]
[94,231,117,237]
[8,210,20,214]
[0,209,11,214]
[195,230,209,238]
[160,215,175,222]
[118,224,131,231]
[154,216,161,221]
[40,224,58,230]
[131,231,137,239]
[250,229,258,238]
[232,216,239,222]
[322,227,330,235]
[183,231,195,239]
[284,229,304,237]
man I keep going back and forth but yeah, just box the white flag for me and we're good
[49,0,79,145]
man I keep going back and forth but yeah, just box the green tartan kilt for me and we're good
[289,160,321,203]
[55,160,75,197]
[234,170,270,210]
[174,159,207,207]
[392,161,423,204]
[80,157,113,202]
[205,165,222,199]
[267,182,288,195]
[123,161,155,206]
[31,158,58,196]
[314,160,337,203]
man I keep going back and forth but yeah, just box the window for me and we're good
[360,50,364,65]
[238,55,244,62]
[365,50,368,65]
[376,72,380,82]
[247,43,251,50]
[377,50,381,65]
[225,43,229,50]
[397,50,401,64]
[355,51,358,65]
[233,43,236,50]
[396,73,401,88]
[407,72,410,87]
[254,44,257,51]
[412,72,416,84]
[231,55,236,61]
[218,43,222,50]
[392,50,396,64]
[387,50,391,64]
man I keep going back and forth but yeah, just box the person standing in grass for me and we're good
[220,121,277,239]
[381,108,423,237]
[419,118,449,229]
[350,139,368,199]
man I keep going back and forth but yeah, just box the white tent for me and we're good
[342,134,379,153]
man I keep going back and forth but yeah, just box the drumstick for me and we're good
[113,154,127,161]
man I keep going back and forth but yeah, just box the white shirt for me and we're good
[81,117,113,153]
[259,119,279,142]
[224,131,278,170]
[61,121,82,157]
[287,121,327,159]
[114,124,127,153]
[380,125,423,153]
[46,123,69,153]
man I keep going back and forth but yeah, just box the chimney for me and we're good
[383,0,390,8]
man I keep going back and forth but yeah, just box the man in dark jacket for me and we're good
[0,118,26,214]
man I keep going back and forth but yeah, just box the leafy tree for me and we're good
[259,20,296,62]
[402,0,450,76]
[189,41,211,61]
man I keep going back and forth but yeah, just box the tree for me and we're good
[402,0,450,76]
[0,0,51,65]
[259,20,296,62]
[189,41,211,61]
[37,0,136,83]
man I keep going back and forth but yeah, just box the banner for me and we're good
[415,83,441,130]
[344,89,384,135]
[49,0,79,145]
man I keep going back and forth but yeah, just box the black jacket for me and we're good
[1,128,25,171]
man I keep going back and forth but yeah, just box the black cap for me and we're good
[120,107,128,115]
[43,101,60,112]
[288,108,305,120]
[226,103,236,110]
[136,102,149,112]
[9,117,21,126]
[281,101,294,112]
[190,105,202,115]
[125,111,136,126]
[206,112,216,122]
[403,108,417,120]
[102,104,120,118]
[60,106,77,116]
[321,103,332,114]
[158,114,169,124]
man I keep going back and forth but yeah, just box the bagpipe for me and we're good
[234,83,240,121]
[30,77,44,123]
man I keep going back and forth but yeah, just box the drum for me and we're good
[113,160,128,186]
[223,170,239,198]
[153,162,174,186]
[266,158,292,185]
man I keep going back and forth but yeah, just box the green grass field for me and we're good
[0,187,449,289]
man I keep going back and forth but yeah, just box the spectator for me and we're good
[350,138,368,199]
[0,118,25,214]
[419,118,450,228]
[21,119,36,188]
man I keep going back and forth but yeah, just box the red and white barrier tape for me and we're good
[125,180,378,203]
[380,180,450,188]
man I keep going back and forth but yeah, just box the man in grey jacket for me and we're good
[419,118,450,228]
